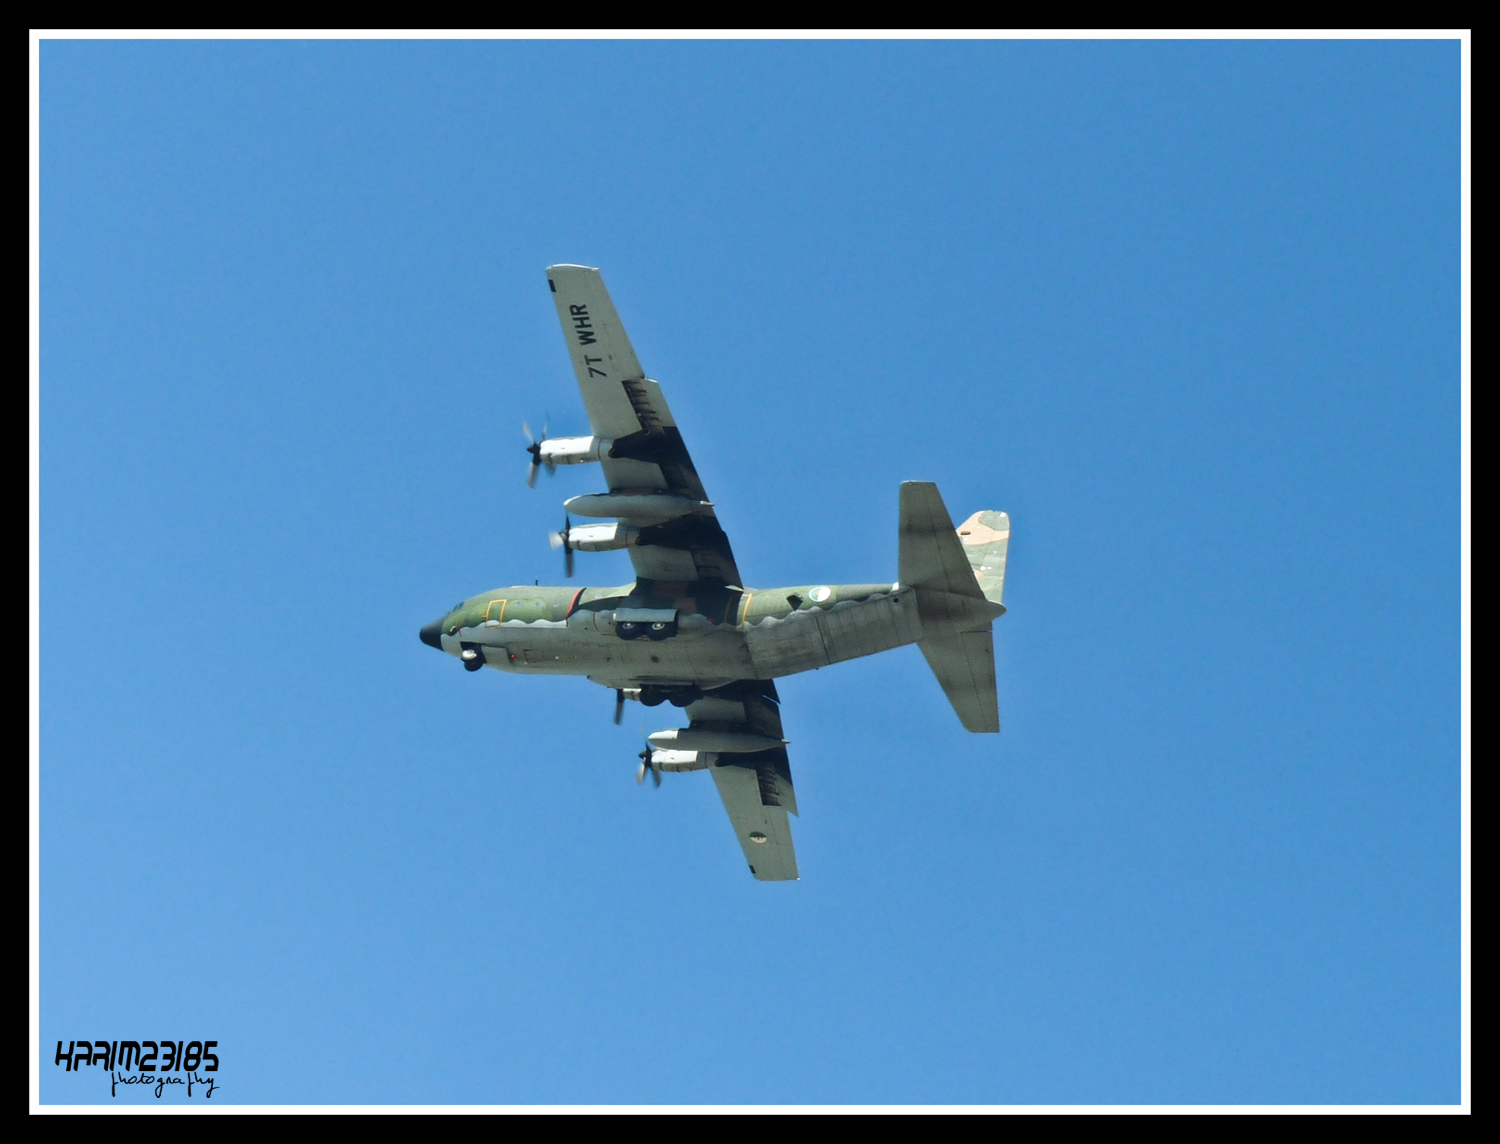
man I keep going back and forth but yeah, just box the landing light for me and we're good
[749,832,768,844]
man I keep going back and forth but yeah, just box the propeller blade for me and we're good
[548,531,565,550]
[564,545,574,578]
[524,420,547,488]
[637,732,660,788]
[614,690,625,725]
[562,515,574,578]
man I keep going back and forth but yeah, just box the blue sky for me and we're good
[39,39,1461,1105]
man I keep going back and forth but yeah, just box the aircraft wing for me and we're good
[547,265,742,587]
[687,683,799,881]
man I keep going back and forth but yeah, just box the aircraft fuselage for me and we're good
[420,580,924,696]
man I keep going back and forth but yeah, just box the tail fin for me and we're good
[898,483,1006,734]
[955,511,1010,606]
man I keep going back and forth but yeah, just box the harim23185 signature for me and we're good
[54,1039,220,1099]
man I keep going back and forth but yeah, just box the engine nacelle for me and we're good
[566,522,640,552]
[650,749,713,773]
[539,436,613,466]
[648,728,786,753]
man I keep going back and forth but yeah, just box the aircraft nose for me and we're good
[419,618,445,649]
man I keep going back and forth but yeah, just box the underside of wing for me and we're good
[711,767,798,881]
[686,681,799,881]
[546,265,742,587]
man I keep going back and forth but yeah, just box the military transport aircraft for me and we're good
[420,266,1011,880]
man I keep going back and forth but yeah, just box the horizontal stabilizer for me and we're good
[899,482,1003,734]
[918,625,999,733]
[899,482,985,599]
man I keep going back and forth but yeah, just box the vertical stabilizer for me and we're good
[955,511,1010,605]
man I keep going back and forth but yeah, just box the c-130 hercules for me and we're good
[420,266,1010,880]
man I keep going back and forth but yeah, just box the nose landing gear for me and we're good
[460,645,486,672]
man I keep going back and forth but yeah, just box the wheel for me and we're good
[617,621,641,640]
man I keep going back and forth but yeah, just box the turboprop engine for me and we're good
[524,423,613,487]
[539,435,613,466]
[649,749,712,773]
[553,521,639,552]
[548,517,643,577]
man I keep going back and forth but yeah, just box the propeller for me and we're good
[636,733,661,788]
[547,515,575,578]
[523,419,553,488]
[614,688,625,725]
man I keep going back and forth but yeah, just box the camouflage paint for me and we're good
[955,511,1010,605]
